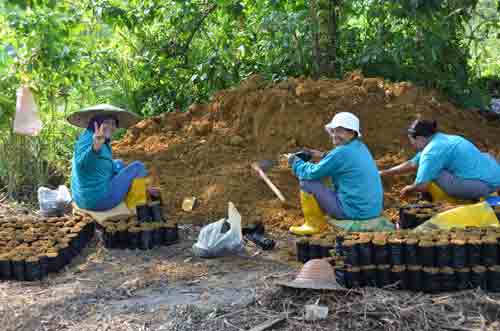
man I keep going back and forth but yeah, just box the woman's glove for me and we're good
[295,150,312,162]
[287,154,300,168]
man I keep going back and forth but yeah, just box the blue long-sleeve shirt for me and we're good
[410,133,500,189]
[292,139,383,219]
[71,130,121,209]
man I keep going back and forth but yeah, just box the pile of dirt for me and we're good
[114,71,500,231]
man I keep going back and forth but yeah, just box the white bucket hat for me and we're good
[324,112,361,137]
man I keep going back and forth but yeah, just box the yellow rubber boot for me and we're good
[290,191,328,236]
[428,182,459,203]
[125,177,149,210]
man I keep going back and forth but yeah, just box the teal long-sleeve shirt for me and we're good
[410,133,500,189]
[71,130,122,209]
[292,139,383,220]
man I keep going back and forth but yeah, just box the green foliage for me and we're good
[0,0,498,201]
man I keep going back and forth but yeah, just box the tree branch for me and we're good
[183,4,218,65]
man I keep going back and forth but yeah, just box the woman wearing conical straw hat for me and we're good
[67,104,156,211]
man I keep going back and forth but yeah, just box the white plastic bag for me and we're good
[38,185,72,217]
[13,86,42,136]
[192,202,244,258]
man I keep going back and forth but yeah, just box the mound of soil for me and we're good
[114,71,500,232]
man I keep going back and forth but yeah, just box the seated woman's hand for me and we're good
[92,122,107,151]
[302,147,325,159]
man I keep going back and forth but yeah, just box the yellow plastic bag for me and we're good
[415,202,499,231]
[125,177,149,210]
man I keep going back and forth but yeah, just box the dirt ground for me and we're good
[0,201,298,331]
[1,204,500,331]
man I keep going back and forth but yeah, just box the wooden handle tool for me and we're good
[251,162,286,203]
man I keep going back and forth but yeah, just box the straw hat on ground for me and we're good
[277,259,347,291]
[67,104,141,129]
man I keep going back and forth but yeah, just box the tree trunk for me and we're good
[309,0,321,78]
[327,0,339,76]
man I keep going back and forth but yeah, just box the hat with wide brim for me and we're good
[67,104,141,129]
[325,112,362,137]
[277,259,348,291]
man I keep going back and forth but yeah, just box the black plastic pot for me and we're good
[46,252,60,273]
[296,240,310,263]
[344,241,360,267]
[59,244,72,266]
[389,238,405,266]
[103,231,113,248]
[439,267,456,292]
[320,244,333,258]
[405,239,418,265]
[407,266,422,292]
[150,203,164,222]
[436,242,451,268]
[309,242,323,260]
[158,227,167,246]
[136,204,152,223]
[38,255,49,280]
[466,239,481,267]
[152,228,162,248]
[373,241,389,265]
[25,258,41,281]
[140,229,153,250]
[451,240,467,268]
[391,265,407,290]
[423,268,439,293]
[487,266,500,292]
[164,225,179,245]
[418,241,435,267]
[68,234,81,256]
[455,268,470,291]
[470,266,487,289]
[349,267,361,288]
[376,265,391,288]
[362,265,377,287]
[0,256,11,280]
[480,238,498,267]
[129,230,141,249]
[11,258,25,281]
[358,240,373,266]
[117,229,129,249]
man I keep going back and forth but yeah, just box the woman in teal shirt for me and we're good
[69,104,150,211]
[288,112,383,234]
[381,119,500,200]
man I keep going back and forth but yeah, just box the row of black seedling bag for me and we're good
[334,263,500,293]
[296,239,333,263]
[337,238,500,268]
[101,224,179,250]
[0,222,95,281]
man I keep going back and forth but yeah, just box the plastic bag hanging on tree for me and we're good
[13,86,42,136]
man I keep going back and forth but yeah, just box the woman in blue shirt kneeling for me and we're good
[287,112,384,235]
[68,104,150,211]
[380,119,500,201]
